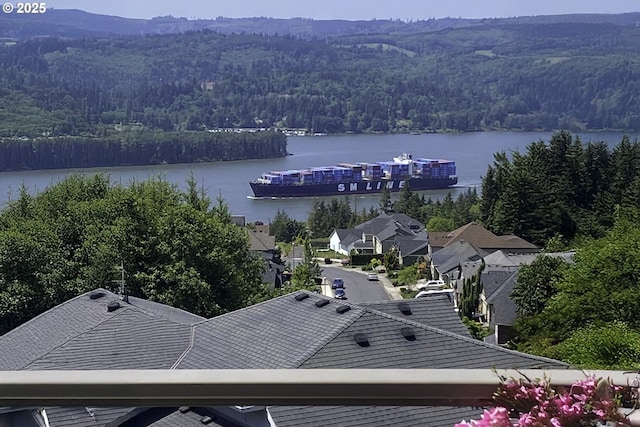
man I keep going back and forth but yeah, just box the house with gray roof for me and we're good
[329,213,428,265]
[426,240,488,305]
[248,228,285,288]
[478,251,575,345]
[0,288,569,427]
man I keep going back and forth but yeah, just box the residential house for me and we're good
[233,215,284,288]
[248,227,284,288]
[328,228,372,255]
[0,288,568,427]
[329,213,428,265]
[478,251,575,345]
[428,222,539,256]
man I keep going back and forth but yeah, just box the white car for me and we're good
[367,273,379,281]
[416,279,445,291]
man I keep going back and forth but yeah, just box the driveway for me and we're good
[319,264,402,303]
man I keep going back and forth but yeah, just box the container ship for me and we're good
[249,153,457,198]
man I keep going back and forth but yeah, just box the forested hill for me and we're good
[2,16,640,139]
[2,9,640,40]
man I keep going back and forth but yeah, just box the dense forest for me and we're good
[480,131,640,246]
[2,18,640,144]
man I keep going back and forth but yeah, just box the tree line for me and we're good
[480,131,640,246]
[0,130,286,171]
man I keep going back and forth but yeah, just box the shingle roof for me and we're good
[0,288,568,427]
[481,270,517,301]
[335,228,363,247]
[429,222,538,252]
[359,294,470,338]
[486,270,519,326]
[267,405,483,427]
[26,307,192,370]
[394,230,429,258]
[177,293,362,369]
[430,240,488,274]
[248,230,275,252]
[483,251,537,269]
[299,310,563,370]
[0,290,128,370]
[119,407,234,427]
[44,407,136,427]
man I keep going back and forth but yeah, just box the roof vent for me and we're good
[398,302,412,315]
[107,301,120,312]
[315,299,330,308]
[89,291,105,300]
[200,416,214,425]
[336,305,351,314]
[178,406,190,413]
[401,327,417,341]
[294,293,309,301]
[354,333,370,347]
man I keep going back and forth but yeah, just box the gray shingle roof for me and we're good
[119,407,234,427]
[481,270,517,300]
[177,293,362,369]
[44,407,137,427]
[26,307,192,370]
[431,240,488,275]
[0,290,127,370]
[268,405,483,427]
[486,271,519,326]
[299,311,563,370]
[0,288,568,427]
[359,295,471,338]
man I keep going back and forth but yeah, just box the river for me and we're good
[0,131,635,223]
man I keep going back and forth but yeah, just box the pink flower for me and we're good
[455,376,632,427]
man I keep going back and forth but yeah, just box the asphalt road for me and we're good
[320,265,390,303]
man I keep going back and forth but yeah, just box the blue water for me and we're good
[0,131,634,222]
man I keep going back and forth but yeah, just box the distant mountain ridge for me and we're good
[1,8,640,40]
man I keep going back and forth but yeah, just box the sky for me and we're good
[46,0,640,21]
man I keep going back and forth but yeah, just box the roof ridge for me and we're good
[192,290,312,327]
[290,303,366,369]
[170,325,196,369]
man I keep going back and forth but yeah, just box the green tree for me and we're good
[291,237,321,287]
[379,185,392,213]
[515,206,640,355]
[426,216,454,232]
[511,255,569,317]
[552,321,640,370]
[383,247,400,272]
[0,174,266,333]
[270,209,306,242]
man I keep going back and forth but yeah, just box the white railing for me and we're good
[0,369,638,407]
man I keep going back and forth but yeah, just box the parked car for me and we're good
[415,289,454,298]
[367,273,379,281]
[416,279,445,291]
[334,288,347,300]
[332,278,345,289]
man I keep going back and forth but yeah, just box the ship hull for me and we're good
[250,176,458,198]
